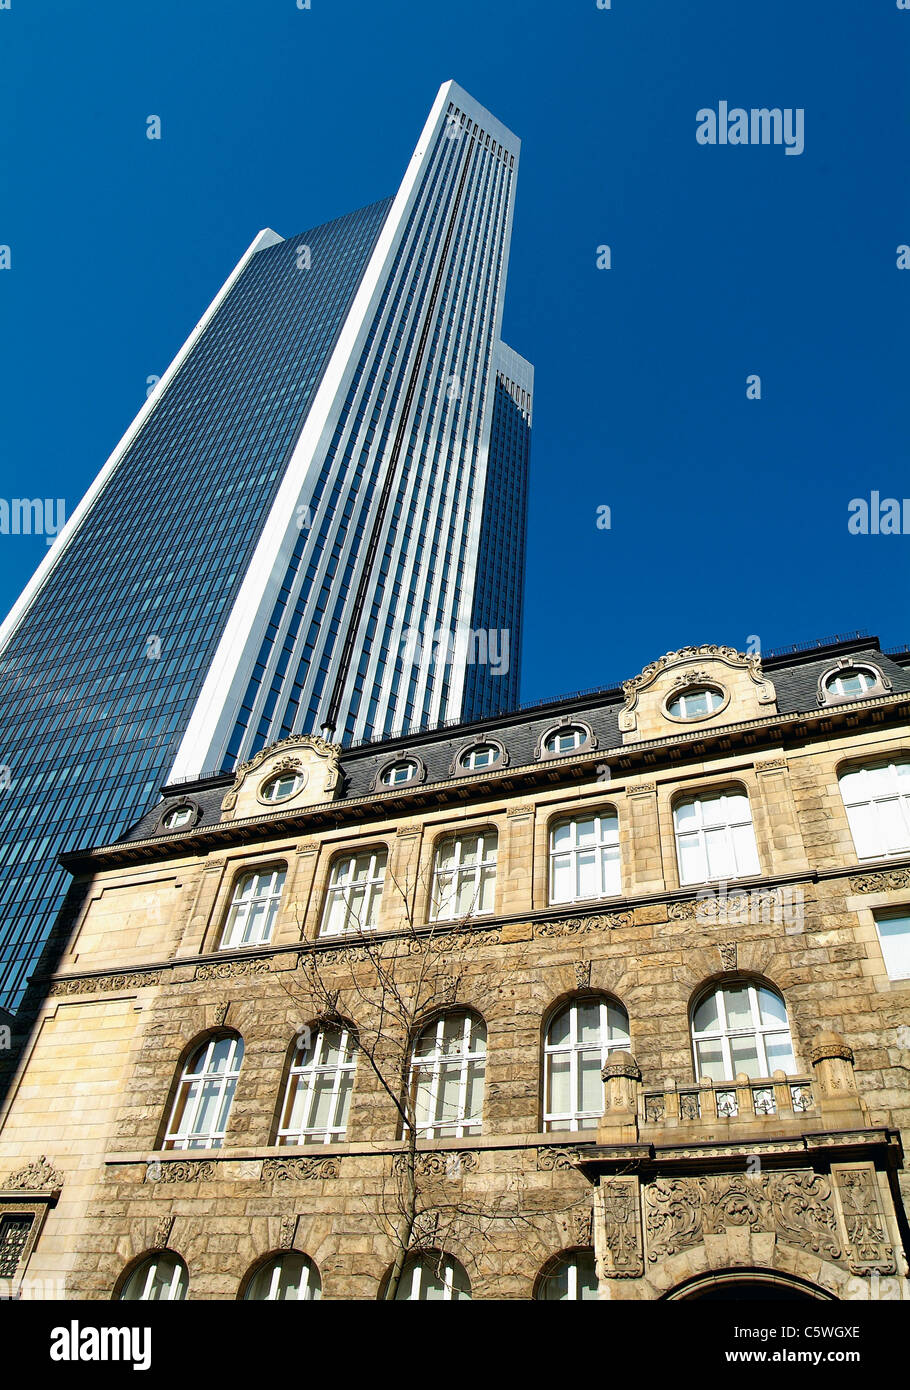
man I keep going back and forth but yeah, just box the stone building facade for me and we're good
[1,637,910,1301]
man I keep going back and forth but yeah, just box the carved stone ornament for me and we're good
[194,958,271,982]
[574,959,592,991]
[262,1157,340,1182]
[569,1204,594,1247]
[536,911,632,938]
[597,1177,644,1278]
[152,1215,175,1250]
[833,1165,896,1275]
[719,942,737,971]
[537,1146,581,1171]
[393,1151,479,1179]
[278,1214,298,1251]
[809,1034,854,1065]
[849,869,910,894]
[644,1171,842,1264]
[601,1053,641,1083]
[2,1155,64,1192]
[49,969,162,996]
[145,1159,215,1184]
[212,1002,230,1028]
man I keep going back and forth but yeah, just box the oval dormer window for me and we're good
[460,744,500,771]
[163,804,195,830]
[261,771,304,803]
[666,686,725,720]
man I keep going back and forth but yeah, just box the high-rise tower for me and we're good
[0,81,532,1009]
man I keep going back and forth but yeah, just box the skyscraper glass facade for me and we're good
[0,81,531,1011]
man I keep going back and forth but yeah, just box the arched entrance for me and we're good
[666,1268,834,1302]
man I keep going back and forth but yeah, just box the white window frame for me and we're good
[690,984,796,1082]
[220,866,286,948]
[410,1013,486,1139]
[395,1254,471,1300]
[244,1254,321,1301]
[543,725,587,755]
[537,1251,598,1300]
[430,830,497,921]
[667,686,724,719]
[673,791,760,885]
[320,849,387,936]
[873,912,910,981]
[121,1253,187,1301]
[163,805,194,829]
[544,999,630,1131]
[164,1035,244,1150]
[261,771,303,803]
[381,760,418,786]
[277,1025,357,1144]
[549,812,621,904]
[460,744,499,770]
[839,760,910,861]
[827,669,876,698]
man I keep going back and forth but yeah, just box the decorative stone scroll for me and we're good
[536,911,633,938]
[49,970,162,996]
[393,1151,479,1178]
[849,869,910,894]
[152,1215,175,1249]
[719,942,737,971]
[145,1160,215,1184]
[644,1171,842,1264]
[597,1176,643,1278]
[194,958,271,982]
[278,1214,298,1250]
[261,1157,339,1182]
[536,1146,581,1171]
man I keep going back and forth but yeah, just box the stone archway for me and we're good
[665,1267,833,1301]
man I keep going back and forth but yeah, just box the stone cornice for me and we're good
[36,858,910,998]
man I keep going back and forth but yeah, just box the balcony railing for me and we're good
[640,1075,815,1126]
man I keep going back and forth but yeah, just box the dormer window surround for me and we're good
[375,757,424,790]
[818,658,891,707]
[220,736,342,821]
[160,802,199,832]
[538,722,596,759]
[452,740,507,775]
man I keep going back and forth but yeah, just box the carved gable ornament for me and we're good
[220,736,342,821]
[617,646,777,744]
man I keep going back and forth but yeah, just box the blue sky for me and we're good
[0,0,906,705]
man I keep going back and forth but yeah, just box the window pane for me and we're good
[695,1039,725,1082]
[693,992,719,1034]
[548,1053,571,1115]
[551,855,572,903]
[548,1008,571,1048]
[704,827,735,880]
[579,1050,602,1113]
[765,1033,797,1074]
[724,987,754,1031]
[677,836,705,885]
[877,915,910,979]
[576,1003,601,1045]
[729,1034,760,1078]
[731,822,760,875]
[757,988,788,1027]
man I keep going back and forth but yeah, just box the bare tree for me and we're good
[279,850,589,1299]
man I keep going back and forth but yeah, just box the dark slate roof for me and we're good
[112,635,910,847]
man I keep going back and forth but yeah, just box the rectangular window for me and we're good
[0,1214,33,1280]
[874,912,910,980]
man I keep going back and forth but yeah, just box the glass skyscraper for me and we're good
[0,81,532,1010]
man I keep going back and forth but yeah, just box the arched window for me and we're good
[673,791,760,885]
[163,1034,244,1150]
[544,998,630,1131]
[839,760,910,860]
[549,812,621,904]
[543,724,589,756]
[430,830,497,921]
[410,1013,486,1139]
[162,804,195,830]
[691,983,796,1082]
[243,1253,321,1301]
[277,1024,357,1145]
[120,1252,187,1301]
[320,848,387,935]
[392,1253,471,1300]
[220,866,286,949]
[536,1250,598,1301]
